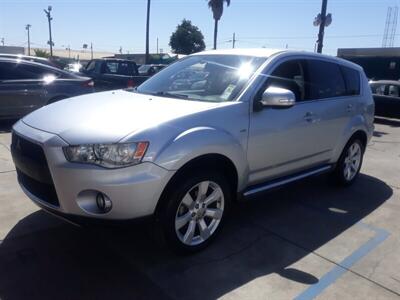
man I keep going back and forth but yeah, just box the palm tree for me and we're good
[208,0,230,50]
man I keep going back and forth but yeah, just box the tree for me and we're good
[169,19,206,54]
[34,49,50,58]
[208,0,231,50]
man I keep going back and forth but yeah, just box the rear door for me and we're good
[0,62,45,119]
[301,60,359,156]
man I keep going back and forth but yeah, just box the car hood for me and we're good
[22,90,221,145]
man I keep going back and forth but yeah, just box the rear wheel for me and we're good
[157,170,231,253]
[333,138,365,186]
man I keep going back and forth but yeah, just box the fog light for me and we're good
[96,193,112,213]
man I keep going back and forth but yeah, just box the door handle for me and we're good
[304,112,315,123]
[304,112,320,123]
[347,104,354,112]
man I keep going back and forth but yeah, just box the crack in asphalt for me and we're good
[0,170,15,174]
[0,142,10,151]
[388,184,400,190]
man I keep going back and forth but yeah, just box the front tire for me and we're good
[157,170,231,254]
[333,138,365,186]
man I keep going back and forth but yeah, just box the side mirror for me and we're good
[260,86,296,108]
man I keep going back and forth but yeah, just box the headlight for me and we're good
[63,142,149,168]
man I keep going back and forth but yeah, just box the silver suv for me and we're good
[11,49,374,253]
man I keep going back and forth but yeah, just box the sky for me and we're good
[1,0,400,56]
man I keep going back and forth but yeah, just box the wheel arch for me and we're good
[155,153,240,217]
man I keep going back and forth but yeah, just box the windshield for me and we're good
[135,55,266,102]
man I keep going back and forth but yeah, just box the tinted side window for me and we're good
[103,62,118,74]
[388,85,400,97]
[17,64,60,79]
[371,84,386,95]
[0,62,23,80]
[117,62,135,75]
[306,60,346,100]
[341,66,360,95]
[267,60,306,101]
[85,61,96,72]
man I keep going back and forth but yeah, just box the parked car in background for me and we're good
[10,49,374,253]
[0,57,94,120]
[370,80,400,118]
[138,64,167,76]
[0,53,58,68]
[80,58,150,91]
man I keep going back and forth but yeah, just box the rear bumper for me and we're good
[12,120,175,220]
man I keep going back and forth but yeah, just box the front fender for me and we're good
[153,126,249,191]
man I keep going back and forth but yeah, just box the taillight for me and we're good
[82,80,94,88]
[127,79,135,88]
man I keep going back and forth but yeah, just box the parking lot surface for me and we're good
[0,117,399,300]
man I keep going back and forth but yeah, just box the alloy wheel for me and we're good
[175,180,224,246]
[343,142,362,181]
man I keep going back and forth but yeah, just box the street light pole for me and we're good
[145,0,151,64]
[44,6,54,57]
[316,0,328,53]
[90,42,93,60]
[25,24,31,56]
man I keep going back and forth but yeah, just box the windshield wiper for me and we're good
[155,91,189,99]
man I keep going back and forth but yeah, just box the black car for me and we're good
[80,58,150,91]
[370,80,400,119]
[0,58,94,120]
[0,53,58,68]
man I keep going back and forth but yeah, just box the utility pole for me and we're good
[156,37,159,54]
[1,38,4,46]
[44,6,54,57]
[145,0,151,64]
[232,33,236,48]
[316,0,328,53]
[25,24,32,56]
[90,42,93,60]
[65,45,71,59]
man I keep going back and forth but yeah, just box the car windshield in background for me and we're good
[135,55,267,102]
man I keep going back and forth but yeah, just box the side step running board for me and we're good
[243,165,333,197]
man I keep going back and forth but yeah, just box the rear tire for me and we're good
[332,138,365,186]
[156,170,231,254]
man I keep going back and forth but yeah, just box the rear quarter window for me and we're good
[341,66,360,96]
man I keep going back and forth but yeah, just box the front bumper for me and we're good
[12,121,175,220]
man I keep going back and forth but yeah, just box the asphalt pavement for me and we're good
[0,117,399,300]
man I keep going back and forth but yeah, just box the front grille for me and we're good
[11,132,60,207]
[17,169,59,207]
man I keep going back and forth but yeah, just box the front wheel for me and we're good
[333,138,365,186]
[157,171,231,253]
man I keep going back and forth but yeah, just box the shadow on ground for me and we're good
[375,117,400,128]
[0,174,392,300]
